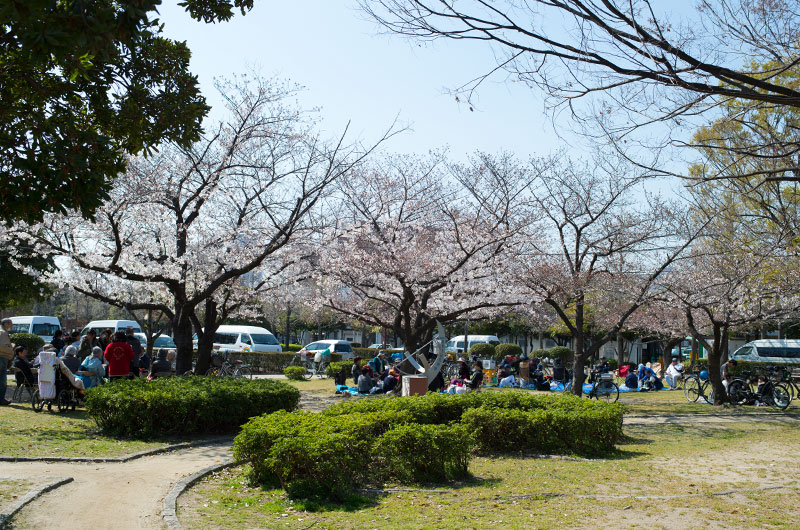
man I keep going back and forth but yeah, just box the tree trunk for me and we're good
[538,330,543,350]
[707,323,727,406]
[194,299,219,375]
[284,303,291,351]
[172,309,194,375]
[571,301,586,396]
[616,333,624,368]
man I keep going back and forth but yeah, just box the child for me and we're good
[755,375,770,407]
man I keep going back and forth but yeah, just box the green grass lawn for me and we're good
[0,401,177,458]
[179,421,800,529]
[284,377,338,395]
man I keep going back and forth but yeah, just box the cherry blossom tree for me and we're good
[12,74,392,374]
[318,153,527,356]
[509,153,698,395]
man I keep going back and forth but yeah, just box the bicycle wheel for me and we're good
[771,383,792,410]
[56,390,70,413]
[593,381,619,403]
[684,376,700,402]
[234,365,252,379]
[727,380,748,405]
[31,389,44,413]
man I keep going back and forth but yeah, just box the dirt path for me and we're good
[625,412,800,425]
[5,442,231,529]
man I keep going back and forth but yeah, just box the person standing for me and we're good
[105,331,134,381]
[78,329,99,359]
[0,319,14,405]
[351,357,363,386]
[51,329,66,354]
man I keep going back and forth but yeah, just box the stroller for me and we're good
[32,352,86,413]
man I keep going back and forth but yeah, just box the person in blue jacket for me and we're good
[638,363,663,390]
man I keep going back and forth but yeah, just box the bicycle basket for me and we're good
[599,373,613,382]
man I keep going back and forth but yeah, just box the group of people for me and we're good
[0,318,177,404]
[351,353,400,394]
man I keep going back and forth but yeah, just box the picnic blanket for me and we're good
[336,384,360,396]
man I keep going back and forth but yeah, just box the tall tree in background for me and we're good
[1,0,257,223]
[10,75,389,374]
[510,153,696,395]
[320,153,526,355]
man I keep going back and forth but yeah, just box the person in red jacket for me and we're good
[104,331,134,380]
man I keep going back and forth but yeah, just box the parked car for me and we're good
[8,316,61,343]
[367,343,390,349]
[81,319,142,337]
[134,333,177,351]
[299,340,355,360]
[445,335,501,353]
[201,325,282,353]
[349,342,363,348]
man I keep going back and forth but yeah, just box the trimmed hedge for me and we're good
[494,343,522,360]
[284,366,306,380]
[529,349,548,359]
[86,377,300,437]
[548,346,572,361]
[9,333,44,353]
[354,347,403,357]
[234,391,624,501]
[469,342,495,358]
[327,360,354,378]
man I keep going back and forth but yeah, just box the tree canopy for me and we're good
[0,0,257,224]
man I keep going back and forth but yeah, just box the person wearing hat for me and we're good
[0,318,14,405]
[78,329,99,359]
[370,351,387,378]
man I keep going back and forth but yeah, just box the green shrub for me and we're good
[606,358,619,370]
[235,409,412,500]
[529,349,548,359]
[327,360,354,378]
[284,366,307,380]
[377,424,473,483]
[469,342,495,358]
[9,333,44,353]
[85,377,300,437]
[286,344,303,352]
[235,391,624,501]
[494,343,522,360]
[548,346,572,361]
[353,347,403,357]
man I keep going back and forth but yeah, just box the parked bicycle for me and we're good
[281,351,328,379]
[206,351,252,379]
[559,371,618,403]
[727,370,791,410]
[775,366,800,399]
[683,371,714,404]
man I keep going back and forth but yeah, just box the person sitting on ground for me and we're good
[497,366,516,388]
[357,364,376,394]
[105,331,135,381]
[61,345,81,374]
[721,358,737,392]
[13,345,37,386]
[552,357,567,383]
[351,357,363,386]
[754,374,771,406]
[379,368,399,394]
[166,350,177,372]
[638,363,663,390]
[78,346,105,389]
[467,361,484,390]
[50,329,65,355]
[148,349,173,379]
[457,360,470,380]
[78,329,99,359]
[624,368,639,391]
[664,357,684,390]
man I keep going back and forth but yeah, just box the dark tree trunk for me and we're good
[172,309,195,375]
[707,323,727,406]
[284,303,291,351]
[571,300,586,396]
[194,299,219,375]
[616,333,625,368]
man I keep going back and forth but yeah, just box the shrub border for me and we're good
[0,476,74,527]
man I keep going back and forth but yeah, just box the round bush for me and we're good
[494,343,522,360]
[85,377,300,437]
[9,333,44,353]
[469,342,495,358]
[327,360,354,378]
[529,349,548,360]
[283,366,307,380]
[548,346,573,361]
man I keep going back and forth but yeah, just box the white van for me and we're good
[445,335,501,353]
[9,316,62,343]
[81,320,142,336]
[208,325,282,353]
[731,339,800,365]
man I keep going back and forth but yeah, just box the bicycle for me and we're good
[775,367,800,399]
[586,372,619,403]
[206,351,252,379]
[728,371,791,410]
[683,373,714,404]
[281,351,328,379]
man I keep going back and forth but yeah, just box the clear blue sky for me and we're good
[157,1,566,161]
